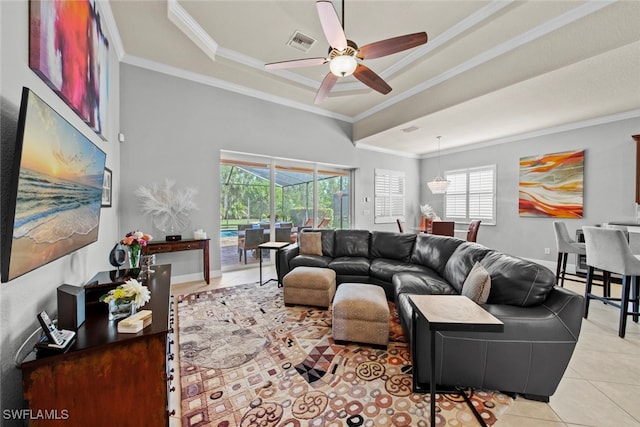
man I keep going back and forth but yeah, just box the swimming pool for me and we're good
[220,229,239,238]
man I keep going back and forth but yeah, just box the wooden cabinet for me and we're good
[21,265,175,426]
[143,238,210,284]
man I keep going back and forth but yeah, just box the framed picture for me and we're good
[102,167,112,207]
[519,150,584,218]
[29,0,109,140]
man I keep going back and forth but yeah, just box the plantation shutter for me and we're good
[375,169,405,223]
[444,165,496,224]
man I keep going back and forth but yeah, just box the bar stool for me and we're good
[582,226,640,338]
[553,221,586,287]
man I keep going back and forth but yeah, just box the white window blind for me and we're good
[444,165,496,224]
[374,169,405,223]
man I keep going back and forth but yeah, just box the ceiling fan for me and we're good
[265,0,428,104]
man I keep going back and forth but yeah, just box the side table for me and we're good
[409,295,504,427]
[257,241,290,286]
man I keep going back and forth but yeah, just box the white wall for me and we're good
[421,116,640,267]
[0,1,121,417]
[119,63,420,279]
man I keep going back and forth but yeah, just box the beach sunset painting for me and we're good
[7,89,106,281]
[519,150,584,218]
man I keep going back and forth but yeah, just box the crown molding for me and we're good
[418,109,640,159]
[167,0,218,61]
[121,54,353,123]
[99,0,124,60]
[334,0,513,93]
[353,0,616,121]
[354,142,421,159]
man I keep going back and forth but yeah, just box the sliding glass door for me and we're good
[220,155,352,270]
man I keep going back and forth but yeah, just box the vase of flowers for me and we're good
[100,278,151,321]
[120,231,153,269]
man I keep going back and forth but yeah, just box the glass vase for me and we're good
[128,245,141,269]
[108,299,137,321]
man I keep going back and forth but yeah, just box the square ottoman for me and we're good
[283,266,336,309]
[332,283,389,347]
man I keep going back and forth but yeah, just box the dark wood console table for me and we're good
[20,265,174,426]
[143,238,210,284]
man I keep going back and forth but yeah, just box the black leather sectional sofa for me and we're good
[278,228,584,401]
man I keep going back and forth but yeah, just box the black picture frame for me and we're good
[102,167,112,207]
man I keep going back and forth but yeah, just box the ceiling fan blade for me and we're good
[353,64,392,95]
[314,72,339,104]
[316,0,347,51]
[265,57,327,70]
[357,32,428,59]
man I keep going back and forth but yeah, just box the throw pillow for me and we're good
[461,262,491,304]
[299,232,323,256]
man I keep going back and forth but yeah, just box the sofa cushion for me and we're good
[442,242,493,293]
[299,232,322,256]
[480,251,556,307]
[334,229,371,258]
[369,258,431,283]
[392,271,458,300]
[290,254,332,269]
[410,234,464,274]
[301,229,336,258]
[461,262,491,304]
[329,257,370,276]
[370,231,416,262]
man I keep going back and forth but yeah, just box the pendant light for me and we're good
[427,136,450,194]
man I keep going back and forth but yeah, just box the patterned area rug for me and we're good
[177,282,512,426]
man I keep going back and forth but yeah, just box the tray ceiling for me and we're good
[108,0,640,156]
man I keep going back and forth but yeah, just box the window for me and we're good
[374,169,405,223]
[444,165,496,224]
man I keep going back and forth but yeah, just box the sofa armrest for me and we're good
[277,243,300,282]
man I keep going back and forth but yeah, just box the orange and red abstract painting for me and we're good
[519,150,584,218]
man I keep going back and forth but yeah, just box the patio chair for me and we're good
[239,228,265,264]
[275,227,292,243]
[302,218,314,228]
[317,218,331,228]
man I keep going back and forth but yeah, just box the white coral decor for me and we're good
[420,204,437,218]
[135,179,198,234]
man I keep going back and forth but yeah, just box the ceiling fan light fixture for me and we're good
[329,54,357,77]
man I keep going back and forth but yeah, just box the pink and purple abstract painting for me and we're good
[29,0,109,139]
[519,150,584,218]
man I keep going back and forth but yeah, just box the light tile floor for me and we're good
[170,268,640,427]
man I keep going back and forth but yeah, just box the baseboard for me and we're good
[171,270,221,284]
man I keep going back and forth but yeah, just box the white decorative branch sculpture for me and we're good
[135,179,198,237]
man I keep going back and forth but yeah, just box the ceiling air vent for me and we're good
[287,31,316,52]
[402,126,420,133]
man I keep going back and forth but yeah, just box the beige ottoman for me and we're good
[332,283,389,347]
[283,266,336,309]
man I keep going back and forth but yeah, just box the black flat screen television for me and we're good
[1,87,107,282]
